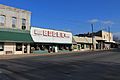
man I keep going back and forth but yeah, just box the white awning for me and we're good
[105,41,116,43]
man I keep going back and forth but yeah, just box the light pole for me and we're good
[108,26,110,42]
[91,24,94,50]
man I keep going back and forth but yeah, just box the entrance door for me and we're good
[78,45,81,50]
[24,44,27,53]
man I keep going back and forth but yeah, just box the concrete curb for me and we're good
[0,49,116,60]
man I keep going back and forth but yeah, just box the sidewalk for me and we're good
[0,51,77,60]
[0,49,114,60]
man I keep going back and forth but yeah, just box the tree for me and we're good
[113,35,120,42]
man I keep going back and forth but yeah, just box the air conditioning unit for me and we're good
[22,26,26,30]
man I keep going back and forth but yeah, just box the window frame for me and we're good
[22,18,26,30]
[12,17,17,28]
[0,15,5,26]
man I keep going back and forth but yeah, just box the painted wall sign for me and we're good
[31,27,72,44]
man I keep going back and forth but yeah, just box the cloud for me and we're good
[102,20,114,25]
[88,19,115,25]
[88,19,99,23]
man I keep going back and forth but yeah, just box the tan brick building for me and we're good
[0,4,33,55]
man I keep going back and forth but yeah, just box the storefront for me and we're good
[104,41,116,49]
[96,40,106,50]
[0,29,33,55]
[72,36,93,51]
[96,40,116,50]
[30,27,72,53]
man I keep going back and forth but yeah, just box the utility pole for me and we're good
[108,26,110,42]
[91,24,94,50]
[108,26,111,49]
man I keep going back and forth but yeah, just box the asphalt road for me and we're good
[0,49,120,80]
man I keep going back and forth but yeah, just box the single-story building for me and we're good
[30,27,73,54]
[72,36,93,51]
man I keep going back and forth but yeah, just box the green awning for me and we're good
[0,30,33,43]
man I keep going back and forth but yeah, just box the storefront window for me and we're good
[12,17,17,28]
[39,45,45,50]
[64,45,69,50]
[81,44,84,49]
[86,44,89,48]
[16,43,22,51]
[0,15,5,26]
[96,44,99,49]
[73,45,77,49]
[0,43,4,51]
[58,45,63,50]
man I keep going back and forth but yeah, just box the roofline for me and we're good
[0,4,31,14]
[31,26,72,33]
[97,30,112,34]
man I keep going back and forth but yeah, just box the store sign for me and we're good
[31,27,72,44]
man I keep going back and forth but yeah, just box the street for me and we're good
[0,49,120,80]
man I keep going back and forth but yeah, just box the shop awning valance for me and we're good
[0,30,33,43]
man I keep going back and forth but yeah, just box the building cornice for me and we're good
[0,4,31,14]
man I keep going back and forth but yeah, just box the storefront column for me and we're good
[84,44,86,50]
[22,44,24,54]
[13,43,16,54]
[109,43,111,49]
[100,42,103,50]
[27,44,30,54]
[93,37,96,50]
